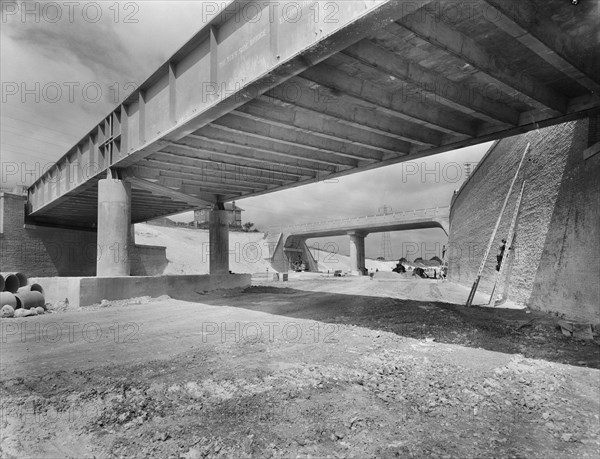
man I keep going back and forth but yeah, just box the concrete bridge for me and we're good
[20,0,600,279]
[265,207,449,274]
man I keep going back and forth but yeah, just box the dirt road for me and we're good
[1,279,598,458]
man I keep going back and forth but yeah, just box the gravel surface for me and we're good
[1,279,598,458]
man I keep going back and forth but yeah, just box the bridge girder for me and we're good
[25,0,600,228]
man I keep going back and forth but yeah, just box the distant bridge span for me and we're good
[21,0,600,277]
[269,206,449,237]
[265,207,449,273]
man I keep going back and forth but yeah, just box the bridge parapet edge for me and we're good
[266,206,450,234]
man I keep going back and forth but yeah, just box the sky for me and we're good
[0,0,491,259]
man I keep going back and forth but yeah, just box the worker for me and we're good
[392,260,406,273]
[496,239,507,271]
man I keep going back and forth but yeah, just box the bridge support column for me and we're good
[209,206,229,275]
[97,178,132,277]
[348,232,366,276]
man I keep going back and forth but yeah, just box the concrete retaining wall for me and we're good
[28,277,82,308]
[30,274,251,308]
[448,117,599,324]
[1,192,97,276]
[131,245,168,276]
[0,192,168,277]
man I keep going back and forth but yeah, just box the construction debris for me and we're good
[557,320,594,340]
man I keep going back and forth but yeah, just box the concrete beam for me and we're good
[195,124,357,169]
[149,150,304,181]
[213,113,384,163]
[143,161,265,191]
[131,165,251,196]
[206,123,363,167]
[125,176,213,207]
[162,140,315,178]
[185,133,340,173]
[481,0,600,94]
[143,157,288,187]
[234,98,409,156]
[301,62,479,137]
[342,39,520,125]
[156,171,258,192]
[267,81,443,147]
[396,5,568,113]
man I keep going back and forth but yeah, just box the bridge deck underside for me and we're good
[29,177,199,227]
[28,0,600,229]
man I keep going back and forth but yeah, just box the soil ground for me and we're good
[1,277,598,458]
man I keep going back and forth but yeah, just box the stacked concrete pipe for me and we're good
[1,272,28,290]
[1,273,21,293]
[1,273,46,311]
[0,291,22,309]
[15,291,45,310]
[17,283,44,294]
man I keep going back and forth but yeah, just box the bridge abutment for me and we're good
[97,178,132,277]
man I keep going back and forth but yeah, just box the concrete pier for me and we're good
[348,232,366,276]
[97,178,132,277]
[209,208,229,275]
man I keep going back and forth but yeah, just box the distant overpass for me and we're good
[21,0,600,277]
[264,207,449,274]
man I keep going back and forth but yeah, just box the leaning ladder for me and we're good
[465,143,530,307]
[488,181,526,306]
[441,247,448,281]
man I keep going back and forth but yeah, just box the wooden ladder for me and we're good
[465,143,530,307]
[488,180,526,306]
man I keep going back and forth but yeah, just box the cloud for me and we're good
[3,3,155,101]
[0,1,212,185]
